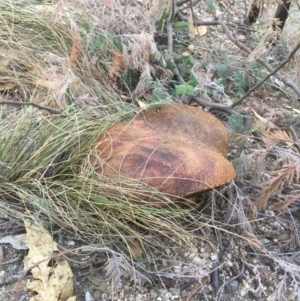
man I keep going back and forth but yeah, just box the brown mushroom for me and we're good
[91,104,235,204]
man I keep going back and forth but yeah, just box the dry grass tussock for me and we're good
[0,0,203,284]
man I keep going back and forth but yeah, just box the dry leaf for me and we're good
[188,14,207,39]
[252,109,293,144]
[22,221,75,301]
[137,100,147,108]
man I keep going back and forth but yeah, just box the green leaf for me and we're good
[189,73,198,86]
[206,0,216,11]
[172,21,190,29]
[175,84,194,97]
[65,87,73,106]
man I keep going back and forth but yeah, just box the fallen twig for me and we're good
[0,256,23,267]
[184,276,209,301]
[0,101,62,115]
[188,94,235,115]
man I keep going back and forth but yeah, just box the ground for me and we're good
[1,0,300,301]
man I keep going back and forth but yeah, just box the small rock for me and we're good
[165,292,172,298]
[173,265,182,273]
[227,260,233,267]
[85,292,94,301]
[165,248,171,255]
[192,256,202,264]
[237,35,246,42]
[240,288,248,297]
[188,44,195,52]
[93,291,101,300]
[156,297,162,301]
[210,254,218,261]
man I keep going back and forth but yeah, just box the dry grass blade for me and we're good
[224,181,256,232]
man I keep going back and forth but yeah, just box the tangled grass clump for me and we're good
[0,105,200,249]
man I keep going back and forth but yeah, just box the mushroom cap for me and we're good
[91,104,235,203]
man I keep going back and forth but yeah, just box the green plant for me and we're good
[228,112,244,133]
[175,83,194,97]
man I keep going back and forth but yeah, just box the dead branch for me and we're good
[188,94,235,115]
[0,101,62,115]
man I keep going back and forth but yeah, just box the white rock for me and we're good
[240,289,248,297]
[85,292,94,301]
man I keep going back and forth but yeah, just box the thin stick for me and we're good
[185,277,209,301]
[0,101,62,115]
[167,1,185,84]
